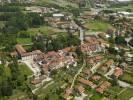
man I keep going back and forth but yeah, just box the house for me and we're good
[87,55,103,65]
[30,75,46,85]
[99,59,114,74]
[53,13,64,21]
[63,88,72,100]
[15,44,27,56]
[13,44,42,60]
[118,11,133,19]
[96,81,111,94]
[76,85,85,95]
[104,59,114,67]
[91,75,101,81]
[78,78,97,89]
[113,67,123,78]
[82,68,92,78]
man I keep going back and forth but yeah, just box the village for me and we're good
[0,0,133,100]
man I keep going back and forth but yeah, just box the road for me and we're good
[90,60,106,74]
[70,59,86,89]
[118,80,133,89]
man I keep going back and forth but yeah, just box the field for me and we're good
[17,38,32,44]
[24,25,65,35]
[120,72,133,84]
[35,0,78,8]
[106,86,133,100]
[117,88,133,100]
[90,94,103,100]
[84,20,113,32]
[109,4,133,11]
[18,63,33,76]
[17,25,66,44]
[7,89,29,100]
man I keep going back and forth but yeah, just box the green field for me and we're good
[7,89,29,100]
[17,25,66,44]
[25,25,65,35]
[118,88,133,100]
[109,4,133,11]
[90,94,103,100]
[18,63,33,76]
[17,38,32,44]
[120,72,133,84]
[35,0,78,8]
[84,20,113,32]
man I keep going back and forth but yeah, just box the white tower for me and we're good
[79,27,84,44]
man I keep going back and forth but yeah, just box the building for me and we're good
[78,78,97,89]
[87,55,103,65]
[113,67,123,78]
[34,48,77,73]
[96,81,111,94]
[91,75,101,81]
[80,36,102,55]
[63,88,72,100]
[13,44,42,61]
[99,59,114,73]
[76,85,85,95]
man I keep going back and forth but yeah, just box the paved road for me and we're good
[91,60,106,74]
[118,80,133,89]
[70,59,86,89]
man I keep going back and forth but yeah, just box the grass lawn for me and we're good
[18,63,33,76]
[17,38,32,44]
[120,72,133,84]
[117,88,133,100]
[106,86,124,100]
[36,82,56,99]
[0,21,5,28]
[109,4,133,11]
[84,20,113,32]
[90,94,103,100]
[25,25,65,36]
[7,89,29,100]
[35,0,78,8]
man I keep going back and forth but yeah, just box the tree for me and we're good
[115,36,126,45]
[108,47,118,55]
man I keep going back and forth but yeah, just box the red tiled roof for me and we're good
[96,81,111,94]
[78,78,97,89]
[113,67,123,78]
[15,44,26,55]
[76,85,85,94]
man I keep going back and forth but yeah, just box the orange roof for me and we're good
[92,75,101,81]
[113,67,123,78]
[78,78,97,89]
[96,81,111,94]
[105,59,114,67]
[76,85,85,94]
[15,44,26,55]
[63,88,72,99]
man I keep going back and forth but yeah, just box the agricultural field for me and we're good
[120,72,133,84]
[35,0,78,8]
[84,20,113,32]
